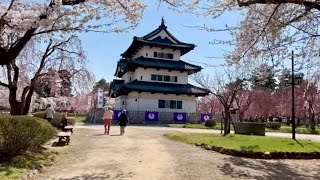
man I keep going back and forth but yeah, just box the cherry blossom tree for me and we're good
[0,35,94,115]
[196,95,224,114]
[0,0,146,65]
[192,67,247,135]
[0,0,146,115]
[234,89,253,122]
[245,88,275,120]
[168,0,320,63]
[300,81,320,132]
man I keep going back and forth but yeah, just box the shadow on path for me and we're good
[219,156,320,179]
[54,172,135,180]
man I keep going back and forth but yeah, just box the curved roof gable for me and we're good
[121,18,195,58]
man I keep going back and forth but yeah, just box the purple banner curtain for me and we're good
[113,110,122,120]
[201,114,213,123]
[173,112,187,123]
[145,111,159,121]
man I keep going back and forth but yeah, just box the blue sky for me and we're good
[78,2,239,82]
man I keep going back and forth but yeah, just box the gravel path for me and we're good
[32,125,320,180]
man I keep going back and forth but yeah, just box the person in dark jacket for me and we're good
[118,109,128,135]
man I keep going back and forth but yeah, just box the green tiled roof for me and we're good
[115,56,202,77]
[110,80,211,97]
[121,20,195,58]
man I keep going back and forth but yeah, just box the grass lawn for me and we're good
[0,151,57,180]
[164,132,320,153]
[0,167,25,180]
[169,124,320,134]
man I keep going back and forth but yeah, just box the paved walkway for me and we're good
[32,124,320,180]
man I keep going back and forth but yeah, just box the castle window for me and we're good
[140,76,143,80]
[170,100,177,109]
[151,74,157,81]
[158,100,182,109]
[158,100,165,108]
[177,101,182,109]
[164,75,170,82]
[122,101,124,105]
[153,52,174,59]
[146,53,148,57]
[157,75,163,81]
[151,74,177,82]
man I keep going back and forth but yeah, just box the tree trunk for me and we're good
[239,111,244,122]
[23,88,34,115]
[224,108,231,135]
[311,113,316,134]
[9,85,22,115]
[8,85,34,115]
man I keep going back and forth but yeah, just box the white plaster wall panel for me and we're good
[147,30,178,43]
[115,96,128,110]
[133,46,181,60]
[123,92,196,113]
[122,74,129,82]
[123,72,135,82]
[132,67,188,84]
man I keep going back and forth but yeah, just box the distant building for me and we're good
[109,19,210,122]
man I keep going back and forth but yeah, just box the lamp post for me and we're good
[291,50,296,140]
[284,51,303,139]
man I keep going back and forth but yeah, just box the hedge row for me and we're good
[0,116,56,159]
[204,119,217,127]
[265,122,281,130]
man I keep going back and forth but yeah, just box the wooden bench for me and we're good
[57,132,72,145]
[63,126,74,134]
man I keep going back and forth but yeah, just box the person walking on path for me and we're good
[103,107,114,135]
[45,104,55,123]
[118,109,128,136]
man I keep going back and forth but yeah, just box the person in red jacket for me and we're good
[103,107,113,135]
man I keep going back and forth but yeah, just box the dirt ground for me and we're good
[32,125,320,180]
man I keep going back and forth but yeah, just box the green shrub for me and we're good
[204,119,217,127]
[33,111,75,127]
[0,116,56,158]
[265,122,281,130]
[10,155,32,169]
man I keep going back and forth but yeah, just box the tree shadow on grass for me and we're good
[55,171,135,180]
[294,140,304,147]
[219,156,320,179]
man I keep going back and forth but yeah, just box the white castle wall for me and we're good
[131,68,188,84]
[114,92,196,113]
[133,46,181,60]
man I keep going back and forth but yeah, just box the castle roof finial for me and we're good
[160,17,166,28]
